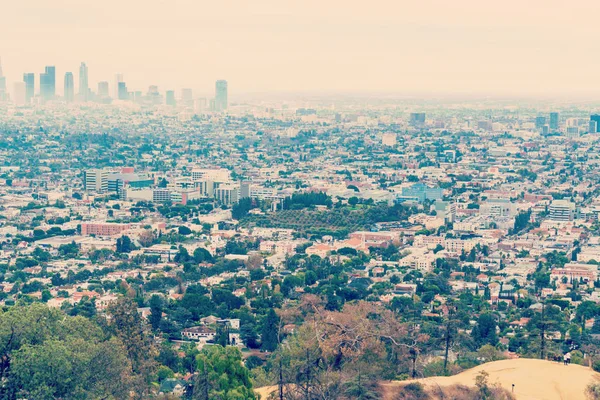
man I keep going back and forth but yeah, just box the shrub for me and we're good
[593,360,600,373]
[587,383,600,400]
[395,383,430,400]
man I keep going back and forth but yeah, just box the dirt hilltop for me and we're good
[257,358,600,400]
[381,358,600,400]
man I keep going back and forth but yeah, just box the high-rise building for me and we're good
[549,112,559,130]
[13,82,26,106]
[215,80,228,111]
[64,72,74,102]
[114,73,123,98]
[40,66,56,101]
[165,90,176,106]
[0,57,6,101]
[591,115,600,133]
[23,73,34,102]
[590,120,598,134]
[117,81,128,100]
[97,81,109,98]
[78,62,88,100]
[535,116,546,129]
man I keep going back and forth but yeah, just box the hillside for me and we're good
[381,358,600,400]
[257,359,600,400]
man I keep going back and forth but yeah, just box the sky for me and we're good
[1,0,599,98]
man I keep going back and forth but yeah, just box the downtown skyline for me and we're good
[2,0,600,98]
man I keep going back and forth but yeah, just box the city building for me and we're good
[591,115,600,133]
[400,183,443,202]
[409,112,426,127]
[114,73,123,98]
[23,73,34,102]
[64,72,74,102]
[549,112,559,130]
[118,81,128,100]
[81,222,131,236]
[549,199,576,222]
[40,66,56,101]
[84,169,109,193]
[79,62,89,100]
[535,116,546,129]
[97,81,109,98]
[165,90,176,106]
[0,57,6,101]
[215,184,239,205]
[215,80,228,111]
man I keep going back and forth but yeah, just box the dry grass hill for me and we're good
[257,358,600,400]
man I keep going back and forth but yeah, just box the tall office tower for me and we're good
[165,90,176,106]
[40,66,56,101]
[64,72,74,102]
[114,73,123,98]
[13,82,26,106]
[117,81,128,100]
[23,73,35,102]
[0,57,6,101]
[97,81,109,97]
[535,116,546,129]
[215,80,228,111]
[591,115,600,133]
[549,112,559,130]
[589,120,597,134]
[78,62,89,100]
[409,112,426,126]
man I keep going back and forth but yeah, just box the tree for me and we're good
[0,304,133,399]
[149,294,163,331]
[275,301,410,398]
[193,247,213,264]
[261,309,280,352]
[174,246,191,263]
[471,313,498,347]
[116,235,134,253]
[103,298,157,397]
[190,346,256,400]
[178,225,192,235]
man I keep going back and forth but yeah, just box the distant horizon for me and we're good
[2,0,600,100]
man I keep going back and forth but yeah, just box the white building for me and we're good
[84,169,108,193]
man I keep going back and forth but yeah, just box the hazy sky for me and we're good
[1,0,599,98]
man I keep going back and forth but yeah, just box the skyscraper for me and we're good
[64,72,74,102]
[79,62,89,100]
[114,73,123,98]
[166,90,176,106]
[591,115,600,133]
[97,81,109,97]
[0,57,6,101]
[215,80,228,111]
[23,73,34,102]
[549,112,559,130]
[535,116,546,129]
[40,66,56,101]
[117,81,128,100]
